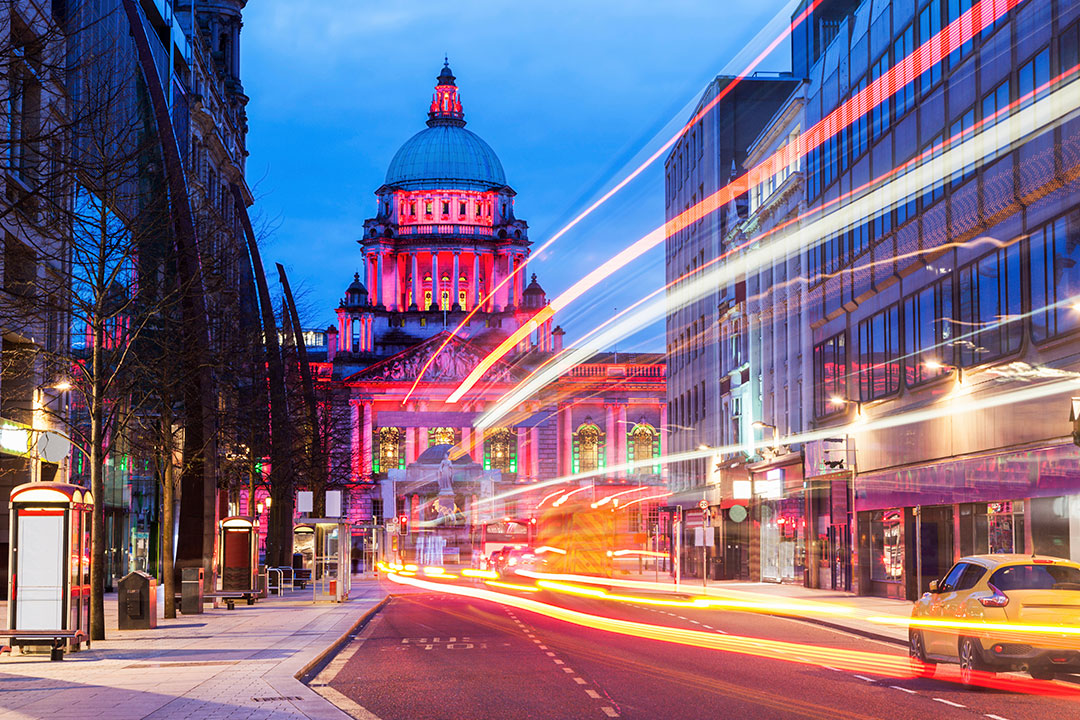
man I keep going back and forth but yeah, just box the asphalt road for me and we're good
[315,588,1080,720]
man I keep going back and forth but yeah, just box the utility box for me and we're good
[118,571,157,630]
[180,567,204,615]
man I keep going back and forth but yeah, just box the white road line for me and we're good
[889,686,917,695]
[585,690,601,699]
[574,677,588,685]
[702,625,713,629]
[538,645,548,649]
[853,675,875,683]
[933,699,966,708]
[821,666,841,672]
[553,659,564,665]
[600,706,619,717]
[690,620,700,625]
[984,715,1010,720]
[546,652,556,657]
[562,667,575,673]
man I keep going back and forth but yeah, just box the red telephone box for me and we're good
[7,483,92,650]
[219,516,258,592]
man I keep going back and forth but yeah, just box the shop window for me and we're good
[1028,215,1080,342]
[903,277,954,386]
[573,423,603,474]
[484,428,517,472]
[870,510,904,583]
[857,303,901,401]
[429,427,456,446]
[987,500,1024,554]
[956,241,1023,365]
[374,427,403,473]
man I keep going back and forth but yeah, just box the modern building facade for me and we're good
[309,64,667,534]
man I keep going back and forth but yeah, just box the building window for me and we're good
[442,200,450,216]
[918,1,943,95]
[893,24,916,119]
[628,423,660,475]
[484,428,517,472]
[813,332,846,418]
[425,200,433,216]
[430,427,456,446]
[375,427,403,473]
[903,276,954,386]
[870,53,892,141]
[870,510,904,582]
[573,423,603,474]
[949,107,976,187]
[956,240,1023,366]
[459,201,466,216]
[858,303,901,401]
[1029,215,1080,342]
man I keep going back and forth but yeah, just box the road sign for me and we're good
[698,499,708,510]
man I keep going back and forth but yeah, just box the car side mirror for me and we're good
[928,580,939,593]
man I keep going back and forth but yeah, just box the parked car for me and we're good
[909,554,1080,685]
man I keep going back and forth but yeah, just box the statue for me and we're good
[437,456,454,495]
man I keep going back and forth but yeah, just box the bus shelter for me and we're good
[7,483,92,651]
[295,519,350,602]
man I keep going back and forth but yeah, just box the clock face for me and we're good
[728,504,748,523]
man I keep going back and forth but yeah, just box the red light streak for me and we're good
[591,486,653,508]
[552,485,593,507]
[385,572,1080,697]
[537,488,568,509]
[616,492,671,510]
[401,1,827,407]
[447,0,1022,406]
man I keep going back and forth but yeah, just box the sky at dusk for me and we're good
[241,1,792,350]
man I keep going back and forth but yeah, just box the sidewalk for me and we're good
[0,576,393,720]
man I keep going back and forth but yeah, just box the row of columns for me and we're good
[365,248,527,312]
[337,313,373,353]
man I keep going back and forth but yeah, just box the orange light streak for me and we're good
[616,492,672,510]
[402,1,827,407]
[448,0,1023,406]
[462,568,499,579]
[536,488,568,509]
[591,486,652,508]
[385,572,1080,697]
[552,485,593,507]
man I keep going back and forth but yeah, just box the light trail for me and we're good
[447,0,1025,406]
[385,571,1080,697]
[552,484,594,507]
[401,0,824,406]
[591,486,653,508]
[476,65,1080,429]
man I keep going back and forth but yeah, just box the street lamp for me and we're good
[924,359,963,384]
[829,396,863,417]
[750,421,780,451]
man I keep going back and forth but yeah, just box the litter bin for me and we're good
[180,567,204,615]
[118,571,157,630]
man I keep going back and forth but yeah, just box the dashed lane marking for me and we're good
[853,675,875,683]
[600,706,619,717]
[574,677,588,685]
[585,690,601,699]
[562,667,575,673]
[546,652,556,657]
[984,715,1009,720]
[933,699,965,708]
[538,645,548,649]
[553,659,564,665]
[889,686,917,695]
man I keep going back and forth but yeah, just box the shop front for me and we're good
[855,443,1080,599]
[751,457,805,585]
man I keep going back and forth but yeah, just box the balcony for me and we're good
[396,224,494,237]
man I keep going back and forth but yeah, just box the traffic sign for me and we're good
[698,499,708,510]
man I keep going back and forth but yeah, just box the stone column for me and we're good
[559,403,572,477]
[605,404,617,472]
[350,399,362,482]
[405,426,416,465]
[516,428,527,478]
[494,251,507,310]
[411,253,420,309]
[431,252,439,310]
[530,426,540,478]
[362,402,373,478]
[472,252,481,310]
[365,253,374,300]
[419,427,428,455]
[659,402,668,481]
[452,252,461,309]
[617,404,628,477]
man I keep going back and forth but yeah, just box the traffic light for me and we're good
[398,514,409,536]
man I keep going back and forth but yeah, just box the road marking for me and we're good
[933,699,965,708]
[553,659,564,665]
[984,715,1010,720]
[600,706,619,717]
[538,645,548,649]
[585,690,601,699]
[702,625,712,629]
[574,677,587,685]
[546,652,556,657]
[690,620,700,625]
[889,686,917,695]
[562,667,575,673]
[821,666,840,672]
[853,675,875,683]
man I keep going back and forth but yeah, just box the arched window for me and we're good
[484,428,517,472]
[375,427,403,472]
[430,427,456,446]
[628,423,659,474]
[574,423,603,473]
[458,275,468,310]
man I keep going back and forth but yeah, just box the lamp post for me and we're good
[828,396,863,418]
[924,360,963,384]
[750,421,780,454]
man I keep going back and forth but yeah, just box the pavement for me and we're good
[0,575,394,720]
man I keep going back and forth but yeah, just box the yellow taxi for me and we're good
[908,554,1080,685]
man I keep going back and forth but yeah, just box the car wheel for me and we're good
[908,630,934,679]
[958,637,991,688]
[1028,667,1056,681]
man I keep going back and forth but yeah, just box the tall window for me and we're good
[813,333,846,417]
[949,107,976,186]
[981,79,1010,164]
[430,427,456,446]
[956,241,1023,365]
[919,0,943,94]
[628,423,660,475]
[870,53,892,141]
[858,304,901,401]
[1017,47,1050,138]
[947,0,974,67]
[893,24,916,118]
[1029,215,1080,342]
[484,428,517,472]
[903,277,954,386]
[574,423,603,473]
[375,428,403,473]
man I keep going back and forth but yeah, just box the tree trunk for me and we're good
[162,408,177,619]
[90,333,106,641]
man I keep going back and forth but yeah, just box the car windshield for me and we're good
[989,564,1080,591]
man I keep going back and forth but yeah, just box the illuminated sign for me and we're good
[0,419,31,457]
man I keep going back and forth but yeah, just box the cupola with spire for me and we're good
[521,273,547,310]
[428,58,465,127]
[343,273,369,309]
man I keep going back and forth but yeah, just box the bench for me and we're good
[203,591,257,610]
[293,568,312,590]
[2,629,90,660]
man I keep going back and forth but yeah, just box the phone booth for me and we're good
[293,519,351,602]
[7,483,92,650]
[219,516,258,593]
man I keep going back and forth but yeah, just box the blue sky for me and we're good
[242,1,791,350]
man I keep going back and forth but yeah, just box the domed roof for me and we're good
[384,61,507,192]
[385,126,506,191]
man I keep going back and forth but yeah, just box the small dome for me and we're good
[521,273,546,309]
[344,273,368,308]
